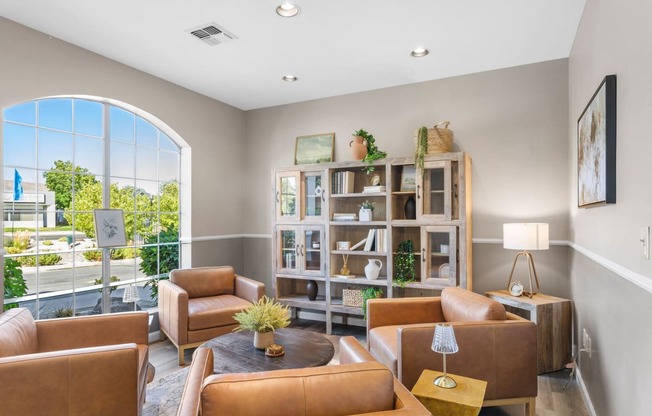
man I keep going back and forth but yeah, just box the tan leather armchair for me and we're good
[0,307,149,416]
[367,287,538,416]
[158,266,265,365]
[177,336,431,416]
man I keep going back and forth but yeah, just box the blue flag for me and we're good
[14,169,23,201]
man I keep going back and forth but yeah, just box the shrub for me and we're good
[12,231,30,250]
[17,254,61,267]
[83,250,103,262]
[4,258,27,311]
[58,237,68,242]
[141,228,179,301]
[93,275,120,293]
[53,306,73,318]
[42,240,54,246]
[111,247,137,260]
[5,247,22,255]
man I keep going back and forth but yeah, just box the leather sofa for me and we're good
[367,287,538,415]
[177,336,431,416]
[158,266,265,365]
[0,307,149,416]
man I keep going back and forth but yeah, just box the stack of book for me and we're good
[363,229,387,252]
[332,171,355,194]
[362,185,386,193]
[333,213,358,221]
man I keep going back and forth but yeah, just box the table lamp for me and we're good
[431,323,459,388]
[503,223,549,298]
[123,284,141,305]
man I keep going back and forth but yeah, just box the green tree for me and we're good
[159,180,179,230]
[141,228,179,300]
[4,258,28,311]
[43,160,99,210]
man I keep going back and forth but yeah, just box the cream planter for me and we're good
[254,331,275,350]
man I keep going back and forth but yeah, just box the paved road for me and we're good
[16,262,157,318]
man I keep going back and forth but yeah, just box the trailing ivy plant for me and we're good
[4,257,27,311]
[415,126,428,174]
[394,240,416,288]
[354,129,387,174]
[361,287,383,319]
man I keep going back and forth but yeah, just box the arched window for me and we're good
[3,97,188,318]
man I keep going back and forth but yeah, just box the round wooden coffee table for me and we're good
[200,327,335,374]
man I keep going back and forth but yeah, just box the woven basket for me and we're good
[342,289,363,307]
[426,121,453,154]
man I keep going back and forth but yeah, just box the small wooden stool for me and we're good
[411,369,487,416]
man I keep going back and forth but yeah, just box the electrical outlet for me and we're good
[641,226,650,260]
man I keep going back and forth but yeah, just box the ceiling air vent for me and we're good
[187,22,236,46]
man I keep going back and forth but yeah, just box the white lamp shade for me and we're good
[503,223,549,250]
[123,285,141,303]
[431,323,459,354]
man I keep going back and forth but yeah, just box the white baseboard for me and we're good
[575,366,597,416]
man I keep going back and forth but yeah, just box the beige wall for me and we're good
[0,18,247,270]
[569,0,652,414]
[244,59,571,296]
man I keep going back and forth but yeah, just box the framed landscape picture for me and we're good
[93,209,127,247]
[577,75,617,208]
[294,133,335,165]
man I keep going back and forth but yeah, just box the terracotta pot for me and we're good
[349,136,368,160]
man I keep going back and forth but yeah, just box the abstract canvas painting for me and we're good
[577,75,616,207]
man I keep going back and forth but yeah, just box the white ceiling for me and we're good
[0,0,586,111]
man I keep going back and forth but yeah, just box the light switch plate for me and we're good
[641,226,650,260]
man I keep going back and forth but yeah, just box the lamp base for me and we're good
[433,374,457,389]
[506,251,541,298]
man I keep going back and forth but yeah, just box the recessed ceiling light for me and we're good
[282,75,298,82]
[276,2,300,17]
[410,47,430,58]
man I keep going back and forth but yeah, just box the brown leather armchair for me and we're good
[0,307,149,416]
[177,336,431,416]
[158,266,265,365]
[367,287,538,416]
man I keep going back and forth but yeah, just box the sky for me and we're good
[3,98,180,200]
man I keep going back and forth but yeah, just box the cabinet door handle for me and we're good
[321,191,326,202]
[276,191,280,203]
[422,248,426,262]
[300,244,305,256]
[295,244,300,257]
[453,184,458,198]
[416,185,421,199]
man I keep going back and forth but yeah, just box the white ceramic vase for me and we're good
[364,259,383,280]
[253,331,275,350]
[359,208,372,222]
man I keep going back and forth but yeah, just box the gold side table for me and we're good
[411,369,487,416]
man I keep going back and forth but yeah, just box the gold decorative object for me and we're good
[340,254,350,276]
[265,344,285,357]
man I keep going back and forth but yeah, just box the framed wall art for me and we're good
[294,133,335,165]
[93,209,127,247]
[577,74,617,208]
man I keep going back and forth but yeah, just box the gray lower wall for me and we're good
[191,239,245,275]
[569,250,652,416]
[243,238,275,298]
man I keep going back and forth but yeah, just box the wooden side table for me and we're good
[486,290,572,374]
[411,369,487,416]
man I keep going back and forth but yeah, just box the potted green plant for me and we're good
[362,287,383,319]
[233,296,291,349]
[353,129,387,174]
[358,200,375,222]
[394,240,416,288]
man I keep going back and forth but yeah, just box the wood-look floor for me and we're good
[148,320,589,416]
